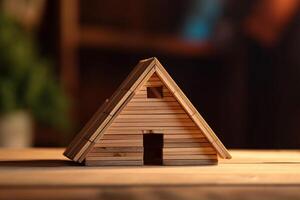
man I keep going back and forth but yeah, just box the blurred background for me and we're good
[0,0,299,149]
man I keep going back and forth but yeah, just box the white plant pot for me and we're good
[0,111,33,147]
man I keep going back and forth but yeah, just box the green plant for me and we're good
[0,14,70,130]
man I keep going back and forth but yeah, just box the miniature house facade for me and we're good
[64,58,231,166]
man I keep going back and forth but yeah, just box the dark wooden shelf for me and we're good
[59,0,216,127]
[80,27,214,56]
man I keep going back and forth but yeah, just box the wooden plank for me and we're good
[104,130,143,135]
[121,109,186,114]
[90,147,143,153]
[163,147,216,153]
[64,102,109,157]
[118,58,156,92]
[113,118,192,123]
[104,130,202,135]
[110,122,196,127]
[6,149,300,186]
[124,62,156,93]
[86,59,156,146]
[92,91,137,144]
[87,152,142,157]
[163,159,218,166]
[126,101,181,107]
[163,151,216,155]
[100,89,132,117]
[107,126,199,131]
[164,142,212,148]
[101,134,142,140]
[94,142,143,147]
[123,106,183,111]
[86,156,143,161]
[116,114,190,119]
[164,138,208,143]
[5,148,300,186]
[84,113,112,141]
[72,139,92,162]
[104,130,203,135]
[97,139,141,144]
[164,134,204,139]
[163,155,217,160]
[85,160,143,166]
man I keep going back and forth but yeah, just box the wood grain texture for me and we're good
[2,149,300,186]
[88,72,216,165]
[3,186,300,200]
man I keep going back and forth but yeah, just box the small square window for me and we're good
[147,86,163,98]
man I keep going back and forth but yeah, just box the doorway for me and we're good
[143,133,163,165]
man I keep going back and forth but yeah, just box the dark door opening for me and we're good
[143,134,163,165]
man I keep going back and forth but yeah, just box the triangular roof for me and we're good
[64,58,231,162]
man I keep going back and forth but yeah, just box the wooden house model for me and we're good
[64,58,231,166]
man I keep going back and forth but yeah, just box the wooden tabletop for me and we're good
[0,148,300,199]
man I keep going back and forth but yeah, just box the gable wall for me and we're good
[85,73,217,166]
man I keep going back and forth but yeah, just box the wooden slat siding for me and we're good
[87,152,142,157]
[107,127,199,131]
[63,102,108,158]
[81,67,157,162]
[163,151,216,155]
[123,106,183,111]
[97,139,141,144]
[126,101,181,107]
[64,58,156,161]
[164,154,217,160]
[65,58,231,163]
[87,60,156,140]
[92,67,157,141]
[85,160,143,166]
[86,155,143,161]
[101,134,142,140]
[116,114,190,119]
[90,147,143,153]
[130,97,177,102]
[163,159,218,166]
[85,70,216,165]
[86,156,143,161]
[163,147,215,152]
[163,152,217,156]
[83,113,113,141]
[104,131,204,135]
[110,122,196,127]
[121,110,186,115]
[94,143,143,147]
[64,112,110,158]
[154,59,231,159]
[114,118,192,123]
[164,134,205,138]
[164,142,212,148]
[164,138,208,143]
